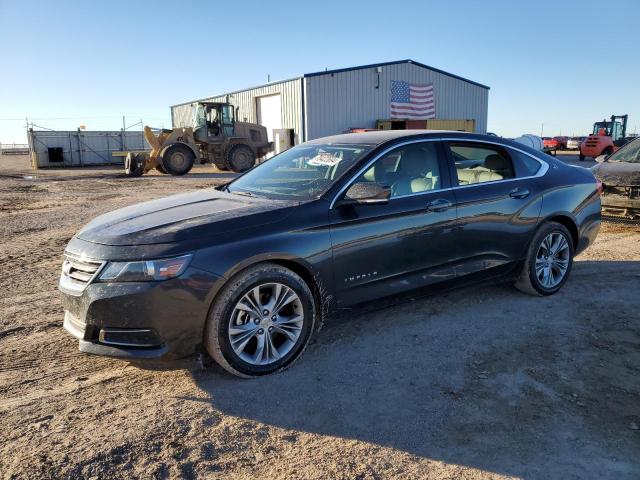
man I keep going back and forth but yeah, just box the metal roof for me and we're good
[303,59,489,89]
[171,59,489,108]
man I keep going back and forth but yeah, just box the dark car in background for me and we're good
[592,136,640,220]
[59,131,601,377]
[554,136,569,150]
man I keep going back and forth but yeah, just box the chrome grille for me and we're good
[60,253,104,293]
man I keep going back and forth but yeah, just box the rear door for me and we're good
[444,140,546,277]
[329,140,458,306]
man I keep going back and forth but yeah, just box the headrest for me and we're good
[485,154,508,171]
[400,148,425,175]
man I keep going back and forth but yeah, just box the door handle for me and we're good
[509,187,530,199]
[426,198,452,212]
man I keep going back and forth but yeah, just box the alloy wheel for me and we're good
[228,283,304,365]
[535,232,570,288]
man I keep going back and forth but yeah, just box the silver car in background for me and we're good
[567,137,586,150]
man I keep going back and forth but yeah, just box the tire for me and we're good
[124,152,144,177]
[213,160,229,171]
[224,144,255,173]
[204,263,316,378]
[515,221,574,296]
[161,144,195,176]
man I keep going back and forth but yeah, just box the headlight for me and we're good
[97,254,192,282]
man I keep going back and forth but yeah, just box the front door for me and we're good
[329,140,458,306]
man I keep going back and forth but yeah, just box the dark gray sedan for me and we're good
[60,131,601,377]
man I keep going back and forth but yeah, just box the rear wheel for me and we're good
[213,160,229,171]
[224,144,255,173]
[204,263,315,377]
[161,144,195,176]
[515,222,574,296]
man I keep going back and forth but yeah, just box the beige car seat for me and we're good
[456,154,510,185]
[391,147,440,196]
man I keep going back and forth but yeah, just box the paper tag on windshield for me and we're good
[308,152,342,167]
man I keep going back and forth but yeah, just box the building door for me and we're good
[256,94,282,142]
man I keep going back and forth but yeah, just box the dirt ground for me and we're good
[1,154,639,479]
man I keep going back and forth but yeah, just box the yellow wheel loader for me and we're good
[123,102,273,177]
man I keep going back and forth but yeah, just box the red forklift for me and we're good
[579,114,628,160]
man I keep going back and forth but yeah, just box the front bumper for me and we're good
[60,266,222,359]
[601,194,640,219]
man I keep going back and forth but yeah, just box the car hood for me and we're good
[77,189,297,246]
[592,161,640,185]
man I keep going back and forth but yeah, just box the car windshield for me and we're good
[608,137,640,163]
[226,143,374,200]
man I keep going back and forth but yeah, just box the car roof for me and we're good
[305,130,495,146]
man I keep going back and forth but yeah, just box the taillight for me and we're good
[596,181,604,195]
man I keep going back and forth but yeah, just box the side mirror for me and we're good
[595,154,608,163]
[337,182,391,207]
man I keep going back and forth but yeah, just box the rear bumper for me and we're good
[60,266,222,359]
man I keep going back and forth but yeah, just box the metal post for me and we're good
[77,128,83,167]
[121,115,126,151]
[68,132,74,166]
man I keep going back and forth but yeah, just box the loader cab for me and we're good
[193,102,235,143]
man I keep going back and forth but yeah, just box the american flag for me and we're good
[390,80,436,119]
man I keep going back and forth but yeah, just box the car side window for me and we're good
[355,142,442,198]
[507,147,541,177]
[450,143,515,186]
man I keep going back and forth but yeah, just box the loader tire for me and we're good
[161,144,195,176]
[225,144,255,173]
[213,160,229,172]
[124,152,144,177]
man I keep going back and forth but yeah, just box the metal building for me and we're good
[171,59,489,145]
[28,129,146,168]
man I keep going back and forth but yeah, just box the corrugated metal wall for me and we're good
[171,78,304,144]
[304,63,488,140]
[28,130,146,168]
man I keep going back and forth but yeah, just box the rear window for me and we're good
[449,143,515,186]
[507,148,542,177]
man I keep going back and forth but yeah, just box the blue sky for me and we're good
[1,0,639,143]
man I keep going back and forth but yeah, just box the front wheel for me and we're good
[161,144,195,176]
[224,144,255,173]
[204,263,315,377]
[515,222,574,296]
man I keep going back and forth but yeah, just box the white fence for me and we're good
[28,129,148,168]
